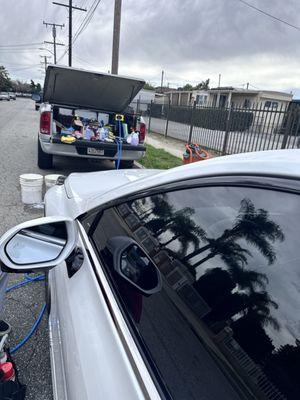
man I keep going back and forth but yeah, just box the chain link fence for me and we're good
[145,100,300,155]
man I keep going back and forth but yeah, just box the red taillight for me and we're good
[139,122,146,143]
[40,111,51,134]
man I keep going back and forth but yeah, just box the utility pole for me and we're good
[40,55,51,73]
[43,21,65,64]
[53,1,87,67]
[160,70,164,93]
[111,0,122,74]
[218,73,221,87]
[246,82,249,90]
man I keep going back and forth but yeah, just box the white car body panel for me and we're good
[48,229,147,400]
[47,149,300,219]
[43,149,300,400]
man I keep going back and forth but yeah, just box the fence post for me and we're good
[281,106,293,149]
[164,96,171,138]
[148,100,153,133]
[222,105,232,155]
[188,101,196,143]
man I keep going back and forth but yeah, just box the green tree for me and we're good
[143,82,155,90]
[182,83,193,91]
[194,79,210,90]
[0,66,12,91]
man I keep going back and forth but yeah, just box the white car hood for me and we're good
[64,169,161,201]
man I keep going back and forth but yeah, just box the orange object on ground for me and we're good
[183,143,209,164]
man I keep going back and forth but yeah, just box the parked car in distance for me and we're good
[37,65,147,169]
[32,91,43,111]
[1,149,300,400]
[0,92,10,101]
[8,92,16,100]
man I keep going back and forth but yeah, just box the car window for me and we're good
[90,185,300,400]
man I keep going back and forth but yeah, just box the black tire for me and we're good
[38,139,53,169]
[115,160,134,169]
[35,104,39,111]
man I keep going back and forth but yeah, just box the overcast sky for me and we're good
[1,0,300,96]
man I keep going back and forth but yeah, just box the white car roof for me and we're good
[83,149,300,213]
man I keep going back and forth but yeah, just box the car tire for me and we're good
[38,139,53,169]
[115,160,134,169]
[35,105,39,111]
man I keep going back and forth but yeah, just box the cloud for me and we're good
[1,0,300,93]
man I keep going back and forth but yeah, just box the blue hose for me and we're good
[10,303,46,354]
[116,120,123,170]
[6,273,46,353]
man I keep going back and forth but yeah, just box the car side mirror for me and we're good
[106,236,162,295]
[31,94,40,102]
[0,217,78,272]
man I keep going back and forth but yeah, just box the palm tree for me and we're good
[184,198,284,265]
[161,211,206,257]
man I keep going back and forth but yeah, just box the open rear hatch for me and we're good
[43,65,145,112]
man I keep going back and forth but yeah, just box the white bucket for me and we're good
[45,174,61,190]
[19,174,43,205]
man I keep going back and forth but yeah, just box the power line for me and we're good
[53,1,87,66]
[73,0,101,44]
[237,0,300,32]
[0,42,43,48]
[57,0,101,64]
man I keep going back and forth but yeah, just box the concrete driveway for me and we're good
[0,98,115,399]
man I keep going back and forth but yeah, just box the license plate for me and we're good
[87,147,104,155]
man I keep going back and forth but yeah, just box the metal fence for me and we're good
[146,100,300,155]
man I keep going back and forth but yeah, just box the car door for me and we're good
[82,175,300,400]
[49,221,151,400]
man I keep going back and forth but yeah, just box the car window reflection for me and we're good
[92,186,300,400]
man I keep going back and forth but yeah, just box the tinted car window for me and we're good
[91,186,300,400]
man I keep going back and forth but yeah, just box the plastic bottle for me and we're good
[131,132,139,146]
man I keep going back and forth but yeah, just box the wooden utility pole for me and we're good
[218,73,221,87]
[160,70,164,93]
[111,0,122,74]
[40,55,51,73]
[43,21,64,64]
[53,1,87,67]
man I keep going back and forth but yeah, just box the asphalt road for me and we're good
[0,98,115,399]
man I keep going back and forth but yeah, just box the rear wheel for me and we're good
[115,160,134,169]
[38,139,53,169]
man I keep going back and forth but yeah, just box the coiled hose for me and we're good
[6,273,46,354]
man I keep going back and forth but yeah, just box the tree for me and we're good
[194,79,210,90]
[143,82,155,90]
[182,83,193,91]
[184,198,284,264]
[36,83,42,93]
[0,66,12,91]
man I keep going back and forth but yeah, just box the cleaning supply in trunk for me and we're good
[131,131,139,146]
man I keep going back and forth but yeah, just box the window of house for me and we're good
[243,98,251,108]
[265,101,278,109]
[90,184,300,400]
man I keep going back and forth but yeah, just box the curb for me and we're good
[134,161,144,169]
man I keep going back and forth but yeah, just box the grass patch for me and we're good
[139,144,183,169]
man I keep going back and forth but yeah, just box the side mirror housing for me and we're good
[106,236,162,295]
[0,217,78,272]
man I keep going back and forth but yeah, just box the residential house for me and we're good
[166,90,210,107]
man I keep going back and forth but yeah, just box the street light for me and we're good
[39,47,54,56]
